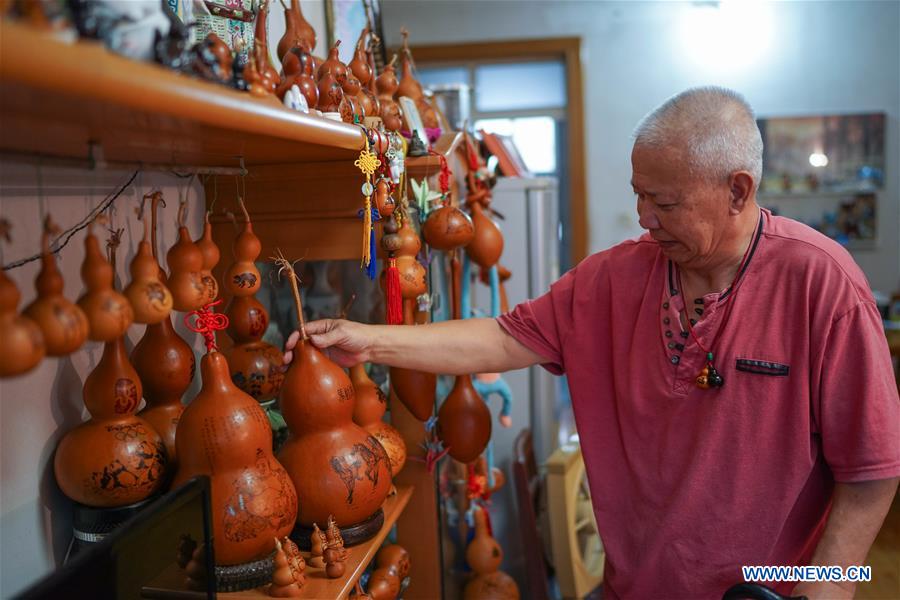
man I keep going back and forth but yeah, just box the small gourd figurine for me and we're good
[172,304,297,581]
[0,220,46,377]
[223,199,285,403]
[325,514,349,561]
[375,55,403,132]
[351,363,407,478]
[54,321,168,507]
[77,220,134,342]
[463,507,520,600]
[383,212,434,422]
[324,544,346,579]
[276,0,316,67]
[166,201,207,312]
[281,536,307,586]
[309,523,326,569]
[269,538,303,597]
[323,518,347,579]
[194,211,220,304]
[23,216,89,355]
[133,195,195,467]
[275,252,392,540]
[124,193,174,324]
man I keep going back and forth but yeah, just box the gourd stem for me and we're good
[150,191,165,259]
[273,250,307,341]
[237,195,251,224]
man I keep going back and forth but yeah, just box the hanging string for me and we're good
[2,170,139,271]
[184,299,229,352]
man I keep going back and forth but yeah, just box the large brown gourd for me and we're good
[375,56,402,132]
[133,196,195,467]
[173,318,297,570]
[0,222,46,377]
[463,507,520,600]
[275,253,391,539]
[350,363,406,477]
[23,216,89,355]
[224,200,285,403]
[76,222,134,342]
[166,202,207,312]
[465,139,504,269]
[54,335,167,507]
[276,0,316,65]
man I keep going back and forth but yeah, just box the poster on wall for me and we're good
[325,0,386,67]
[757,113,885,195]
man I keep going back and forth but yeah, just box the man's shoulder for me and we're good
[762,213,872,302]
[576,234,660,274]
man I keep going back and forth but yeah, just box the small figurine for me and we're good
[282,536,307,588]
[269,538,303,597]
[309,523,327,568]
[324,544,346,578]
[325,514,348,561]
[283,84,309,112]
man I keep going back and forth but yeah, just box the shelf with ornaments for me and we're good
[0,20,366,171]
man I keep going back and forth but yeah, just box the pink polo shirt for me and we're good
[498,209,900,599]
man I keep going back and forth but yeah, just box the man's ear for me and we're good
[728,171,754,215]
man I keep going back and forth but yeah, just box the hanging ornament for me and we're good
[354,137,382,280]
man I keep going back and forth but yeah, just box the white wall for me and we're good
[0,167,206,598]
[382,0,900,292]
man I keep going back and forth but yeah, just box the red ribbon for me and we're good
[184,300,229,353]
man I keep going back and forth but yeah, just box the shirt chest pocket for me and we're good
[735,358,790,377]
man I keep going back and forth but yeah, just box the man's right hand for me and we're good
[283,319,374,368]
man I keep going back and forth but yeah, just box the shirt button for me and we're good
[665,331,673,338]
[663,317,670,325]
[671,355,680,365]
[668,342,675,349]
[680,331,689,338]
[663,302,670,309]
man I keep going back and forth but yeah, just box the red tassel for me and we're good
[386,257,403,325]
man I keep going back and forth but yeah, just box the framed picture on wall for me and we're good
[325,0,387,67]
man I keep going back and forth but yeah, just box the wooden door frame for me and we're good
[406,37,588,267]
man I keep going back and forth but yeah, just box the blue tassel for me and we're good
[489,265,500,317]
[461,252,472,320]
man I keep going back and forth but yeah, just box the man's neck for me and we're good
[680,207,760,297]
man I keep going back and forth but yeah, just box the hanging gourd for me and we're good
[350,363,407,478]
[173,303,297,591]
[464,136,504,269]
[422,154,474,251]
[274,252,392,545]
[194,210,220,304]
[23,216,89,356]
[223,199,285,404]
[77,220,134,342]
[0,221,45,377]
[166,202,207,313]
[55,234,168,509]
[124,193,174,324]
[463,507,520,600]
[133,195,195,468]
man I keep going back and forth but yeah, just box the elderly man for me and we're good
[286,87,900,599]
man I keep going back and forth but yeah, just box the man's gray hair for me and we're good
[633,86,764,189]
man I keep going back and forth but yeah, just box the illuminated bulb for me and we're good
[809,153,829,168]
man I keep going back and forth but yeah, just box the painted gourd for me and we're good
[133,197,195,466]
[166,205,207,312]
[76,225,134,342]
[278,339,392,528]
[124,204,174,324]
[278,42,318,108]
[173,350,298,565]
[0,266,45,377]
[317,71,343,113]
[375,57,403,132]
[316,41,347,83]
[277,0,316,66]
[393,218,427,300]
[340,74,364,123]
[463,507,520,600]
[269,538,303,597]
[194,212,220,304]
[54,336,168,507]
[23,217,89,355]
[422,204,474,251]
[349,31,379,118]
[224,202,284,402]
[350,364,406,477]
[466,202,504,269]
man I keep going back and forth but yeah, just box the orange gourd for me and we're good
[275,254,391,533]
[317,40,347,83]
[375,56,403,132]
[463,507,520,600]
[350,364,407,477]
[224,200,285,403]
[194,212,220,304]
[173,346,298,567]
[422,204,474,251]
[269,538,303,597]
[77,224,134,341]
[393,218,427,300]
[349,29,379,118]
[466,202,504,269]
[396,29,439,130]
[277,0,316,66]
[166,203,207,312]
[437,374,492,464]
[124,194,174,324]
[253,0,280,93]
[0,229,45,377]
[278,42,318,108]
[23,216,89,355]
[54,335,168,507]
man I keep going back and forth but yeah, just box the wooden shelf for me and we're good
[224,486,413,599]
[0,20,365,169]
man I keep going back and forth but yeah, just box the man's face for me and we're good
[631,145,731,270]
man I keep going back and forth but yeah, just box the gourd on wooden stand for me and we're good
[0,221,46,377]
[223,199,285,404]
[132,195,196,469]
[55,227,167,509]
[23,216,89,355]
[351,363,407,478]
[173,304,297,591]
[274,252,392,547]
